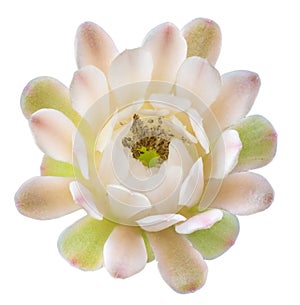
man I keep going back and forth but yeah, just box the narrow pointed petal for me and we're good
[15,176,79,220]
[186,210,239,259]
[210,129,242,179]
[176,57,221,106]
[103,226,147,278]
[233,115,277,171]
[40,155,75,177]
[58,216,115,270]
[147,227,208,293]
[210,172,274,215]
[179,158,204,207]
[75,22,118,75]
[21,77,80,125]
[207,71,261,131]
[137,214,186,232]
[182,18,221,65]
[29,109,76,163]
[69,182,103,220]
[70,65,109,116]
[143,22,187,83]
[175,209,223,234]
[106,184,152,220]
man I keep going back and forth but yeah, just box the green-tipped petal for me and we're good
[21,77,81,125]
[233,115,277,171]
[58,216,116,270]
[185,210,239,260]
[40,155,75,177]
[147,227,208,294]
[182,18,221,65]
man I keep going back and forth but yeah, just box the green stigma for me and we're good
[137,146,161,168]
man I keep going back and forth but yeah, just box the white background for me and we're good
[0,0,298,304]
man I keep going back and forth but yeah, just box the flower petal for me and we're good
[179,158,204,207]
[15,176,79,220]
[21,77,80,125]
[176,57,221,106]
[210,172,274,215]
[106,184,152,221]
[137,214,186,232]
[143,22,187,83]
[40,155,75,177]
[75,22,118,75]
[70,65,109,116]
[185,210,239,259]
[29,109,76,163]
[103,226,147,278]
[182,18,221,65]
[58,216,115,270]
[232,115,277,171]
[175,209,223,234]
[210,129,242,179]
[207,71,261,132]
[69,182,103,220]
[147,227,207,293]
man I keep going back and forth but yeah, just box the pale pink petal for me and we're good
[75,22,118,75]
[15,176,79,220]
[29,109,76,163]
[137,214,186,232]
[147,228,208,293]
[176,57,221,106]
[175,209,223,234]
[179,158,204,207]
[206,70,261,131]
[69,181,102,220]
[106,184,152,220]
[103,226,147,278]
[70,65,109,116]
[143,22,187,83]
[210,130,242,179]
[210,172,274,215]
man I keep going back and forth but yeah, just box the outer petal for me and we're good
[185,210,239,259]
[210,172,274,215]
[70,65,109,116]
[143,22,187,83]
[206,71,261,132]
[210,129,242,179]
[29,109,76,163]
[233,115,277,171]
[58,216,115,270]
[75,22,118,75]
[176,57,221,107]
[147,227,208,293]
[103,226,147,278]
[40,155,75,177]
[182,18,221,65]
[21,77,80,125]
[15,176,79,220]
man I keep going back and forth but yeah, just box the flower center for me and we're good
[122,114,173,167]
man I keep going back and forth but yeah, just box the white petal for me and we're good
[103,226,147,278]
[106,184,152,220]
[210,130,242,179]
[70,65,109,116]
[137,214,186,232]
[73,131,89,179]
[176,57,221,106]
[187,108,210,153]
[179,158,204,207]
[69,181,102,220]
[170,115,197,143]
[143,22,187,83]
[149,93,191,112]
[175,209,223,234]
[29,109,76,163]
[210,172,274,215]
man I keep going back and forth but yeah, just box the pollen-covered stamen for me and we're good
[122,114,173,167]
